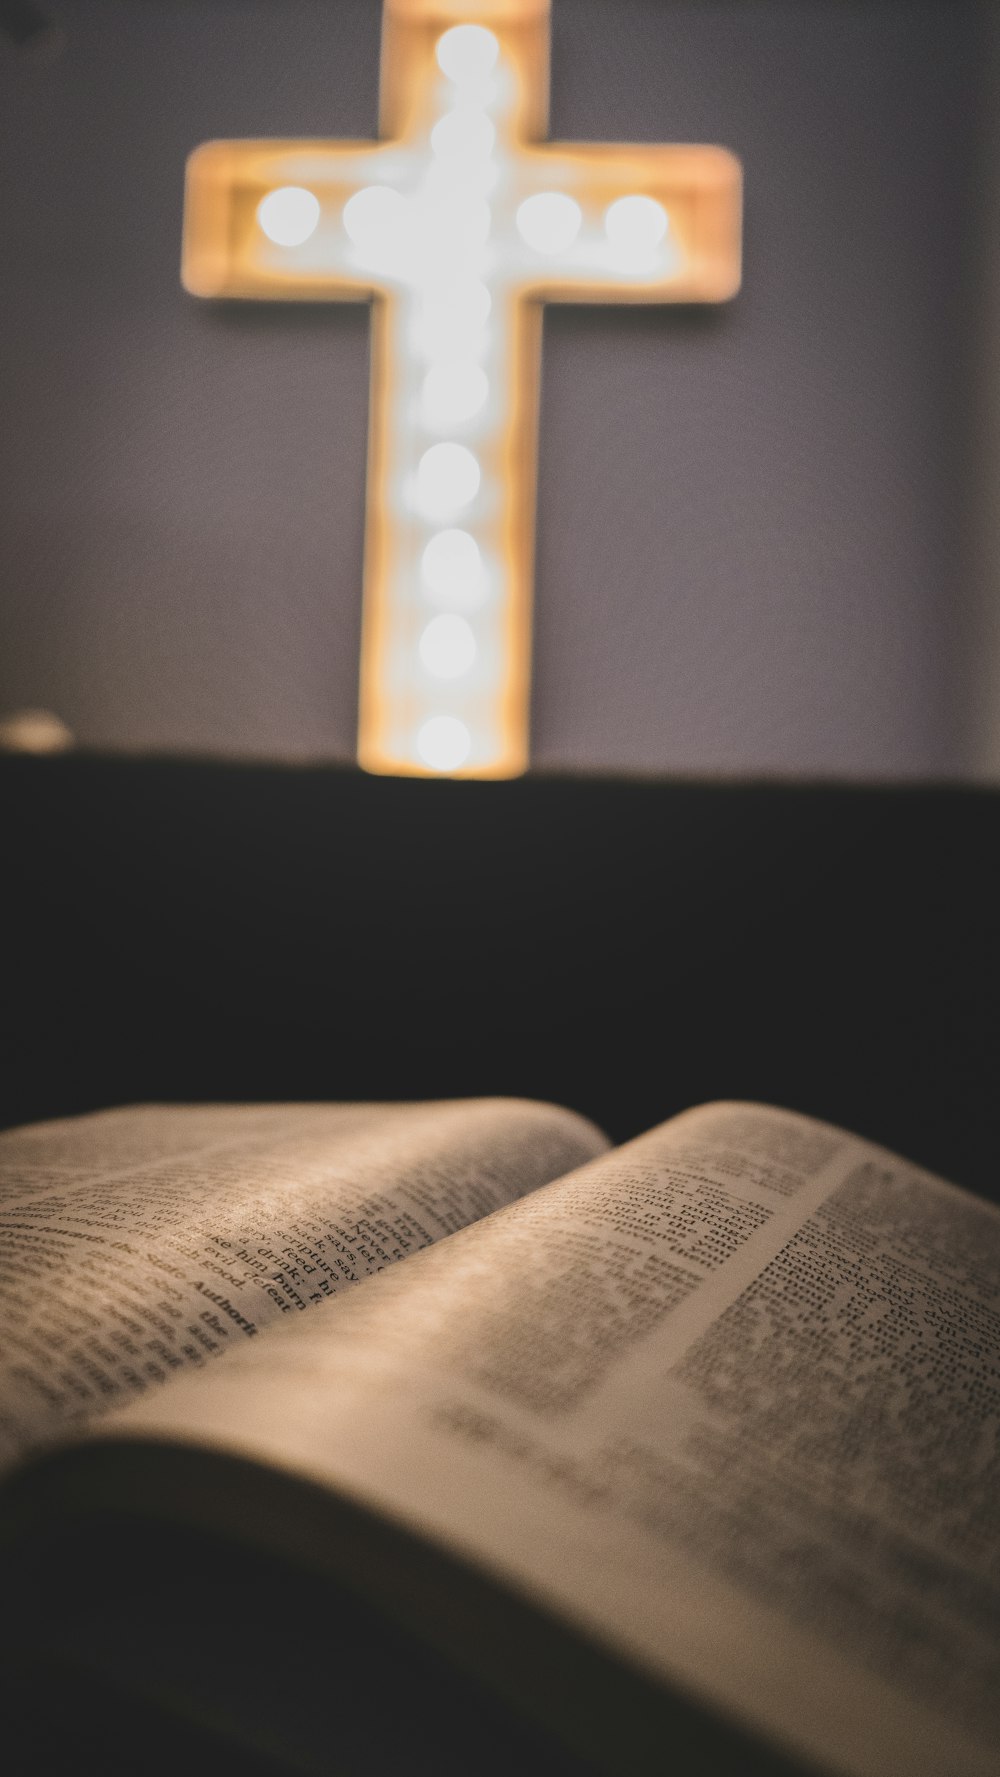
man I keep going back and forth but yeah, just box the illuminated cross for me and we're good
[182,0,741,777]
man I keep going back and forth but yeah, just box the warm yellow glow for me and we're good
[181,0,742,778]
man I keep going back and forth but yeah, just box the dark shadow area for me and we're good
[3,755,997,1201]
[0,1447,808,1777]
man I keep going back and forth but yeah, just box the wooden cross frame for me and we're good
[182,0,742,777]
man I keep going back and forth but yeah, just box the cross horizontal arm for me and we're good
[513,142,742,302]
[182,138,404,299]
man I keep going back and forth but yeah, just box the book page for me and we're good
[88,1103,1000,1777]
[0,1097,607,1467]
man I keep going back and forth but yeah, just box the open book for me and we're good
[0,1097,997,1777]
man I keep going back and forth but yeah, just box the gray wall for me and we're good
[967,3,1000,777]
[0,1,987,774]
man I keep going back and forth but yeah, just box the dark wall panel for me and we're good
[3,758,998,1203]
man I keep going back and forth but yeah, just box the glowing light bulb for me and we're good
[516,192,582,256]
[436,25,499,87]
[425,158,498,204]
[421,362,489,427]
[417,715,472,772]
[443,280,490,328]
[456,197,492,248]
[419,189,492,254]
[431,109,496,162]
[421,529,486,610]
[604,194,670,256]
[257,186,320,247]
[415,443,481,517]
[342,184,405,247]
[413,282,491,361]
[419,614,478,680]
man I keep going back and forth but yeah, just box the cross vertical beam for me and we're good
[182,0,742,777]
